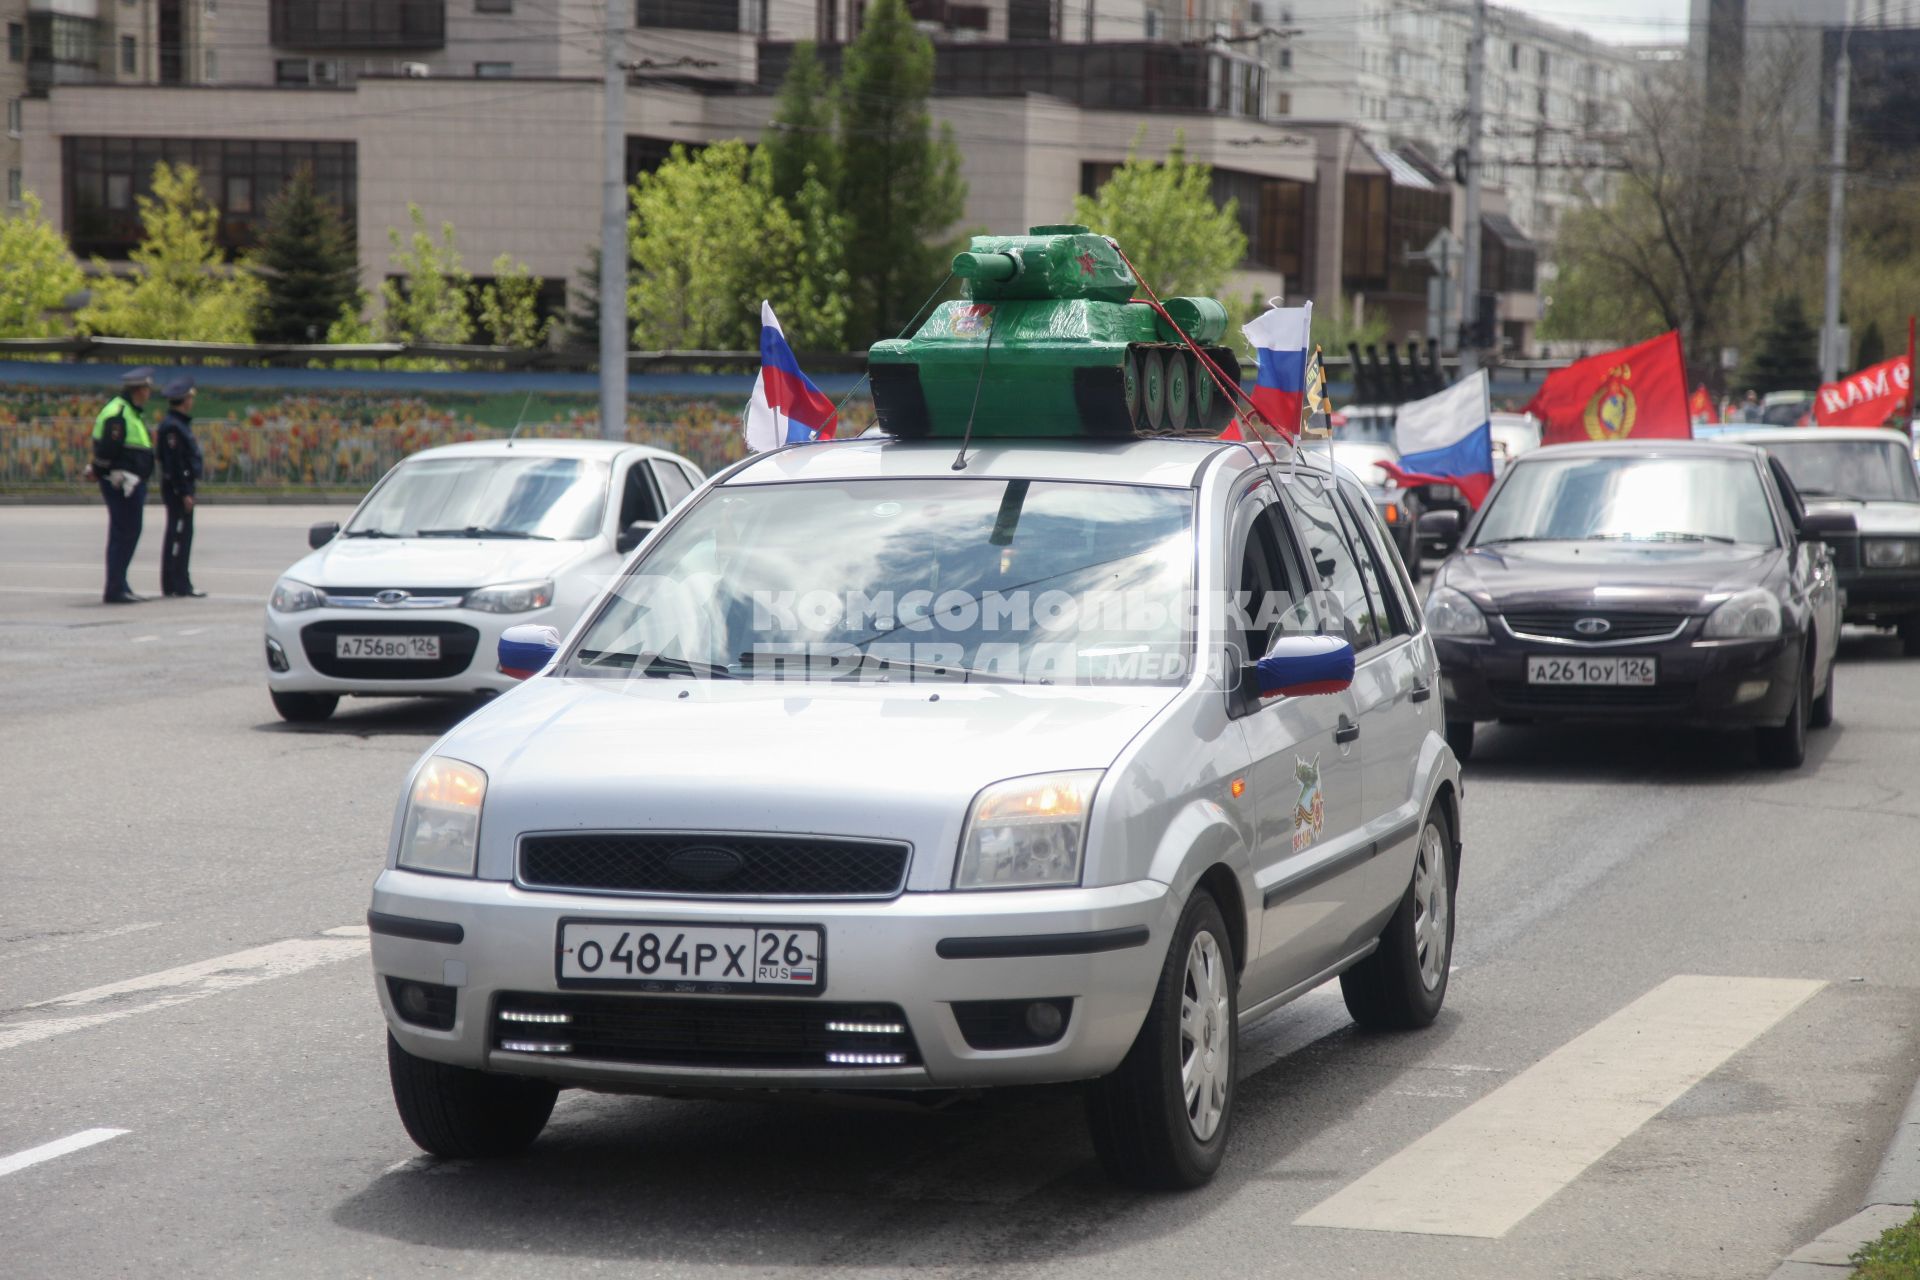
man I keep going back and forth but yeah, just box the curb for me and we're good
[1768,1073,1920,1277]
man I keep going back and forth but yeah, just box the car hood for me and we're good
[1439,541,1785,613]
[287,537,593,589]
[1805,498,1920,535]
[443,676,1176,891]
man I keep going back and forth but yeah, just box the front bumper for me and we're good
[1836,568,1920,624]
[370,869,1176,1091]
[1435,631,1802,727]
[264,605,547,696]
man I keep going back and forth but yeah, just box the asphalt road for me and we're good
[4,501,1920,1279]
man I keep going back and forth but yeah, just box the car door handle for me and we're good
[1410,681,1432,703]
[1335,718,1361,743]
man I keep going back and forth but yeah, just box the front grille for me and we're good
[1503,611,1689,643]
[1490,680,1697,712]
[319,586,470,609]
[299,619,480,679]
[519,832,911,899]
[490,992,921,1069]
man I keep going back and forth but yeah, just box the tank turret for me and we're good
[868,225,1240,439]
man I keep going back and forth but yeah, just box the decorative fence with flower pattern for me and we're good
[0,382,876,492]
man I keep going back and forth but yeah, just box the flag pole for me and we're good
[1907,314,1916,428]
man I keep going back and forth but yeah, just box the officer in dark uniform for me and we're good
[155,376,206,598]
[90,367,156,604]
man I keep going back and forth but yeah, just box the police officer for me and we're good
[155,376,206,598]
[90,367,156,604]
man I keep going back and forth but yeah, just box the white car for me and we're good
[264,439,706,722]
[366,434,1463,1189]
[1488,412,1541,476]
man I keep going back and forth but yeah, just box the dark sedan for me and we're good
[1420,440,1847,769]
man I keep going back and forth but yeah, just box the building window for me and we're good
[1341,173,1389,293]
[120,34,137,73]
[65,135,358,259]
[1213,167,1311,282]
[6,23,20,62]
[276,57,311,83]
[474,60,512,76]
[1508,41,1519,70]
[205,49,217,80]
[1007,0,1056,40]
[476,0,513,9]
[634,0,740,31]
[7,169,20,205]
[271,0,446,51]
[6,99,19,136]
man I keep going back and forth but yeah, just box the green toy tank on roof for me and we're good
[868,224,1241,439]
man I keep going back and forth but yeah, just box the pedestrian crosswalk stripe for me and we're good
[1294,974,1824,1239]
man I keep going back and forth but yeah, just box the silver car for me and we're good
[368,436,1463,1189]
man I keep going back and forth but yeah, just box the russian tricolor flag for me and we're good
[743,301,838,453]
[1380,369,1497,509]
[1242,302,1313,438]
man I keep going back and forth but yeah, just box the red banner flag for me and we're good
[1814,354,1912,426]
[1526,332,1692,445]
[1689,386,1719,425]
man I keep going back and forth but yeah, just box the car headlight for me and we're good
[954,770,1101,890]
[1425,586,1488,638]
[1703,588,1783,639]
[1864,538,1920,569]
[466,579,555,614]
[269,577,325,612]
[398,756,486,876]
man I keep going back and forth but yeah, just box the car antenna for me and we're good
[505,390,535,448]
[951,311,999,471]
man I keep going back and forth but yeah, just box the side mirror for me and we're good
[1798,510,1857,540]
[1248,634,1355,699]
[308,521,340,549]
[1416,509,1461,542]
[616,519,658,554]
[498,624,562,680]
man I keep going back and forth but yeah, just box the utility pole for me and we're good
[1821,5,1853,385]
[599,0,629,441]
[1458,0,1487,379]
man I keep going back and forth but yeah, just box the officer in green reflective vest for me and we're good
[89,367,156,604]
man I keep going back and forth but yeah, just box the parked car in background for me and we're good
[1422,440,1846,769]
[1761,391,1814,426]
[1726,426,1920,655]
[264,439,706,722]
[1488,413,1542,477]
[1302,440,1424,578]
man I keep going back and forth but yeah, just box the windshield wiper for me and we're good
[342,529,401,538]
[415,526,556,540]
[572,649,734,679]
[829,651,1024,684]
[1589,531,1738,545]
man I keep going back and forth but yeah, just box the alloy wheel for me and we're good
[1412,824,1451,992]
[1179,930,1231,1140]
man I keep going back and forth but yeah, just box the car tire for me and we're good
[1340,808,1455,1031]
[271,690,338,722]
[1809,655,1835,729]
[1901,618,1920,658]
[1755,661,1810,770]
[1444,718,1474,762]
[386,1033,558,1158]
[1085,890,1238,1190]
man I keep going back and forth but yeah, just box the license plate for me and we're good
[556,920,824,994]
[335,634,440,660]
[1527,655,1657,685]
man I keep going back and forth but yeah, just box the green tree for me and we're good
[479,253,551,349]
[628,140,847,352]
[1073,134,1247,298]
[249,165,359,344]
[1741,294,1820,394]
[836,0,965,344]
[763,41,839,211]
[345,204,473,345]
[0,192,85,339]
[562,245,601,350]
[78,163,263,342]
[1856,317,1886,370]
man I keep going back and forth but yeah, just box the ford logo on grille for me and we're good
[668,845,744,883]
[375,589,411,606]
[1574,617,1611,636]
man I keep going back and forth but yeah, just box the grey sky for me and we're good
[1501,0,1688,45]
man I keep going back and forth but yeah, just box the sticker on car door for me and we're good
[1292,754,1325,853]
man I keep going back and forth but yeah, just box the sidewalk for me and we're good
[1771,1077,1920,1276]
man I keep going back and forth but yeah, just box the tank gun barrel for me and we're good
[952,250,1019,283]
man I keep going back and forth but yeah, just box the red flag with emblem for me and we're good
[1689,386,1719,425]
[1526,332,1692,445]
[1814,354,1912,426]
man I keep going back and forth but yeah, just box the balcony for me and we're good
[271,0,445,51]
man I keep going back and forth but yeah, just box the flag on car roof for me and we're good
[1525,332,1691,445]
[1689,385,1720,425]
[1240,302,1313,439]
[1814,353,1912,426]
[1376,369,1497,509]
[743,301,838,453]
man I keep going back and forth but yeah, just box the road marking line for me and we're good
[0,921,163,965]
[1295,975,1824,1239]
[177,627,205,636]
[0,931,366,1054]
[130,635,157,643]
[0,1129,129,1178]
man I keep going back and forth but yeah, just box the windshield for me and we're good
[347,455,610,540]
[569,478,1196,685]
[1761,401,1809,426]
[1763,440,1920,502]
[1472,454,1779,547]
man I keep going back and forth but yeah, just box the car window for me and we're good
[1231,491,1314,665]
[619,463,663,528]
[1333,480,1413,641]
[1472,455,1780,547]
[651,459,695,509]
[1276,469,1380,651]
[1764,440,1920,502]
[1765,454,1806,533]
[347,455,609,540]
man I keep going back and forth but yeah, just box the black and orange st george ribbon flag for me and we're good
[1526,332,1692,446]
